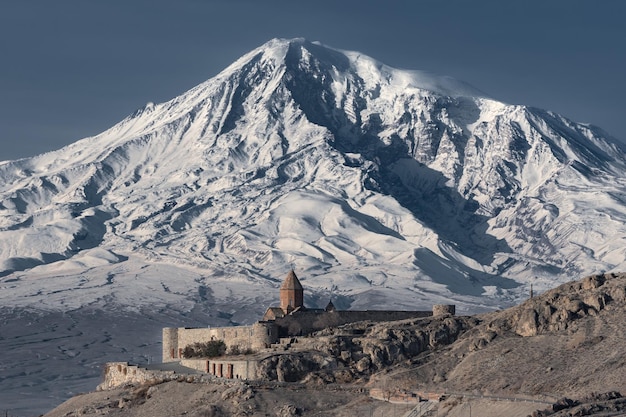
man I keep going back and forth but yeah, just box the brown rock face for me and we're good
[509,273,626,337]
[256,352,337,382]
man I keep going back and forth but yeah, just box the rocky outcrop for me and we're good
[529,392,626,417]
[256,352,337,382]
[251,312,477,384]
[257,314,476,384]
[355,316,476,370]
[501,273,626,337]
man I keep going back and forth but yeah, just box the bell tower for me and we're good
[280,270,304,313]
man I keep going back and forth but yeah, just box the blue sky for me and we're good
[1,0,624,161]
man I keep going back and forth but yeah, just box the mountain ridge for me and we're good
[1,38,626,313]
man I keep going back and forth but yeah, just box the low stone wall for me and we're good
[99,359,260,390]
[184,357,259,380]
[370,388,444,403]
[179,358,210,373]
[98,362,178,390]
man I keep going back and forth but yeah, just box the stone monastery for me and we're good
[156,270,455,380]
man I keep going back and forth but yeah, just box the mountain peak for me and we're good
[0,39,625,317]
[224,38,486,99]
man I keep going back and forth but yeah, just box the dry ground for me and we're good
[44,273,626,417]
[44,380,395,417]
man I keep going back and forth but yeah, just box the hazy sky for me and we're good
[1,0,624,161]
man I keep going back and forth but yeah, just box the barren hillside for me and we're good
[381,272,626,397]
[45,272,626,417]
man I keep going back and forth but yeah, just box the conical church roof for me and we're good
[280,270,303,290]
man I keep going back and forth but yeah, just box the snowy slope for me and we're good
[1,38,626,414]
[1,38,626,311]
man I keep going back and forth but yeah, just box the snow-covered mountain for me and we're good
[3,37,626,414]
[2,37,626,313]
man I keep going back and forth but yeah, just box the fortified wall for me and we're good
[98,362,182,390]
[180,357,260,380]
[162,270,456,366]
[272,309,434,337]
[163,321,277,363]
[101,271,457,389]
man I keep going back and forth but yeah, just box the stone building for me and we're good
[163,270,455,367]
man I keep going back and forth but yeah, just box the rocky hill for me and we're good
[382,272,626,397]
[44,272,626,417]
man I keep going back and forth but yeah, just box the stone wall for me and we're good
[251,322,278,350]
[274,310,433,337]
[182,357,259,380]
[433,304,456,316]
[162,306,453,363]
[99,360,258,389]
[98,362,178,390]
[163,322,279,362]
